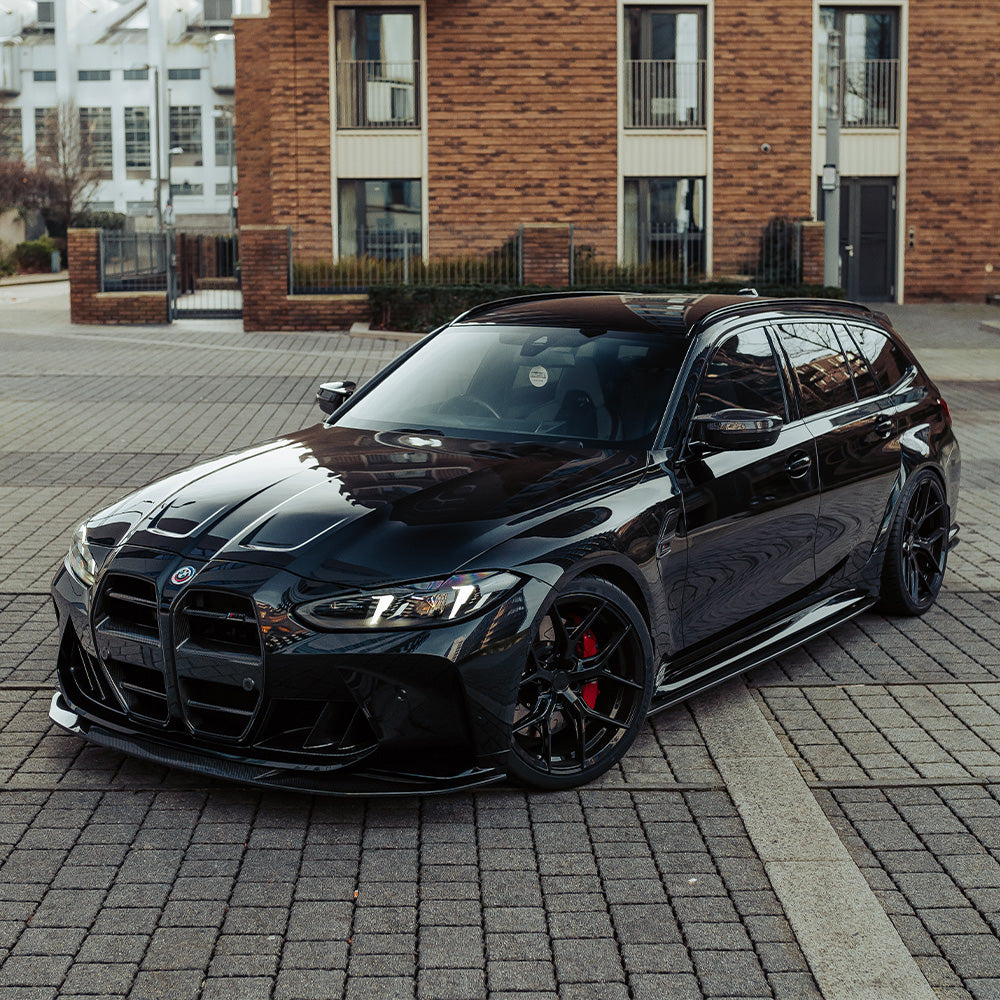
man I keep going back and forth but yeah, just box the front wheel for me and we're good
[507,577,654,790]
[879,470,949,616]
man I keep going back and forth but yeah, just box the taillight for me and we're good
[936,396,953,427]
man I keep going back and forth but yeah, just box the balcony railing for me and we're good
[625,59,706,129]
[335,59,419,129]
[819,58,900,129]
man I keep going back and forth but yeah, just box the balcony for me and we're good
[819,58,900,129]
[625,59,706,129]
[335,60,419,129]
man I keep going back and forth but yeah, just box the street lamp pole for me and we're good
[212,107,236,236]
[153,66,163,231]
[227,113,235,236]
[167,145,183,227]
[823,30,842,289]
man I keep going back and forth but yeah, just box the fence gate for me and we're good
[168,232,241,319]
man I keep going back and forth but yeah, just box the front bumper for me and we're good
[51,554,548,796]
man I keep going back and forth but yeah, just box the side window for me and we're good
[844,324,908,393]
[777,322,857,416]
[695,327,787,420]
[835,324,880,400]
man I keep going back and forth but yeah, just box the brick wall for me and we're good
[522,225,572,287]
[713,0,813,238]
[241,225,368,332]
[905,3,1000,300]
[425,0,617,234]
[68,229,168,325]
[800,221,825,286]
[234,2,331,237]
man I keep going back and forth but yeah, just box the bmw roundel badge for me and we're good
[170,565,196,586]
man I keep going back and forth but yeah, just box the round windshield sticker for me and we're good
[528,365,549,388]
[170,565,195,586]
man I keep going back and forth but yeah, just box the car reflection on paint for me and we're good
[49,292,960,794]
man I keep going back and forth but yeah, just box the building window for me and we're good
[0,108,22,159]
[34,108,56,163]
[124,68,149,81]
[170,106,203,166]
[168,68,202,81]
[78,70,111,81]
[170,181,204,197]
[125,107,151,179]
[80,107,113,179]
[338,179,421,257]
[204,0,234,23]
[819,7,900,128]
[624,176,705,279]
[33,70,56,82]
[335,7,419,129]
[624,6,706,128]
[214,107,236,165]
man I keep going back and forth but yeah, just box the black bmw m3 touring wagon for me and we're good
[50,292,960,793]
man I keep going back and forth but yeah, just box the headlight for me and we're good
[295,571,522,630]
[65,523,97,587]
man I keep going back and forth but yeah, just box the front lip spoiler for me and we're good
[48,692,506,797]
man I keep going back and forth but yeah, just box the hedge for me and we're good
[368,282,847,333]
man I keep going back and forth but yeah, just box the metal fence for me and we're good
[571,221,802,287]
[818,57,900,128]
[624,59,706,129]
[289,220,803,293]
[290,225,523,293]
[99,231,168,291]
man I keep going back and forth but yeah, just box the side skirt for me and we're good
[648,590,876,716]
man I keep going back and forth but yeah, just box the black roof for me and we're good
[455,291,879,336]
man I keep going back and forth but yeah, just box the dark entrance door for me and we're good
[840,177,896,302]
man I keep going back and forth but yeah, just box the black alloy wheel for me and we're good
[507,577,654,789]
[880,470,949,616]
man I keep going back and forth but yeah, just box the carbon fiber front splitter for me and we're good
[49,692,506,797]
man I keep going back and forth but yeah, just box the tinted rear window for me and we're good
[776,322,857,416]
[843,324,908,393]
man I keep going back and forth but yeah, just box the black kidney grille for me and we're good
[177,676,258,740]
[174,590,263,741]
[99,574,160,641]
[175,590,260,654]
[104,658,169,723]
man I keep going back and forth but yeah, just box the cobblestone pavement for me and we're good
[1,285,999,999]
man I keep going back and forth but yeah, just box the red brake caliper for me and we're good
[578,629,600,709]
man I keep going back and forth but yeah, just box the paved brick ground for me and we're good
[1,286,999,998]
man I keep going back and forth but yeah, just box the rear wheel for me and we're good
[507,577,654,790]
[879,470,949,616]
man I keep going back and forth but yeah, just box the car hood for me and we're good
[86,423,643,589]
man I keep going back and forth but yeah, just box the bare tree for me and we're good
[0,158,55,217]
[35,101,107,232]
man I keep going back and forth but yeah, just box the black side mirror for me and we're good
[316,380,357,415]
[689,409,783,451]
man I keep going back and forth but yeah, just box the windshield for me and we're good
[336,324,689,446]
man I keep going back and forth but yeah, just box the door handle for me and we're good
[844,243,855,258]
[785,453,812,478]
[874,416,894,439]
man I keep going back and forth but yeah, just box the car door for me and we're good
[774,321,900,589]
[672,323,820,650]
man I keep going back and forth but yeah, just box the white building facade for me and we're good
[0,0,238,228]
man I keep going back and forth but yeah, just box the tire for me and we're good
[506,577,655,790]
[879,470,949,616]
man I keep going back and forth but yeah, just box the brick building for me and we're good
[232,0,999,307]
